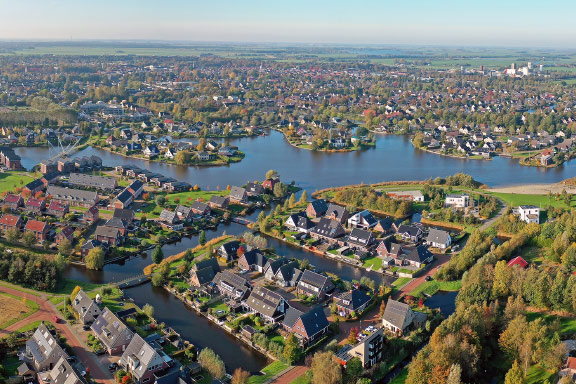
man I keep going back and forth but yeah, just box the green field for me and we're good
[526,312,576,336]
[390,368,408,384]
[409,280,462,298]
[247,361,289,384]
[525,364,556,384]
[486,191,575,209]
[0,172,35,193]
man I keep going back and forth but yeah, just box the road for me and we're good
[271,365,308,384]
[0,285,115,384]
[480,197,507,231]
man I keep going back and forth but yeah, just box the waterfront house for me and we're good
[72,289,102,324]
[209,195,229,209]
[191,201,211,216]
[386,190,425,202]
[119,334,171,384]
[262,178,279,191]
[324,203,350,224]
[400,245,433,268]
[24,197,46,213]
[373,218,394,234]
[347,210,377,229]
[143,145,160,157]
[346,228,375,252]
[285,212,315,233]
[238,249,268,272]
[306,200,328,218]
[444,194,470,209]
[212,271,251,301]
[158,209,183,231]
[229,186,248,204]
[91,308,134,355]
[3,193,23,210]
[264,257,292,281]
[175,205,193,222]
[426,228,452,249]
[382,299,427,336]
[162,181,191,192]
[24,220,49,242]
[47,186,98,208]
[517,205,540,224]
[47,201,69,218]
[243,286,287,323]
[84,205,99,223]
[189,258,221,287]
[104,217,128,236]
[0,214,22,233]
[55,226,74,245]
[217,240,241,262]
[335,328,384,368]
[24,179,45,195]
[282,305,329,346]
[25,323,69,372]
[245,182,265,196]
[81,239,108,259]
[396,224,423,242]
[310,218,346,243]
[273,261,302,287]
[333,289,372,317]
[94,225,122,246]
[296,270,335,300]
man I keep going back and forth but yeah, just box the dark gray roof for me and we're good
[325,203,348,219]
[311,218,346,239]
[26,323,68,367]
[209,195,229,206]
[94,225,121,239]
[335,289,371,311]
[47,186,98,205]
[383,299,412,329]
[91,308,134,350]
[347,228,374,247]
[159,209,178,224]
[115,189,133,204]
[105,217,127,229]
[308,199,328,215]
[120,334,165,380]
[229,186,247,201]
[69,173,116,190]
[298,270,332,290]
[113,208,135,222]
[245,287,285,318]
[397,224,422,237]
[426,228,451,244]
[298,305,330,337]
[191,201,210,213]
[283,307,304,329]
[241,249,268,268]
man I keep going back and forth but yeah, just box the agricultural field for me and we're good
[0,291,39,329]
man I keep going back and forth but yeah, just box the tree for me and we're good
[198,348,225,379]
[266,169,279,180]
[152,245,164,265]
[85,247,105,270]
[310,351,342,384]
[231,369,250,384]
[175,150,191,165]
[199,230,207,246]
[70,285,82,301]
[58,238,72,257]
[155,195,166,207]
[22,232,36,248]
[299,190,308,204]
[283,333,303,364]
[5,227,20,243]
[288,193,296,208]
[345,357,362,382]
[142,304,154,318]
[504,360,524,384]
[347,327,359,344]
[273,182,288,198]
[257,211,266,222]
[379,300,386,317]
[446,364,462,384]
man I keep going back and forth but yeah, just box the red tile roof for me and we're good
[25,220,47,232]
[58,226,74,238]
[507,256,528,269]
[48,201,67,211]
[567,356,576,370]
[4,194,22,204]
[26,198,43,208]
[0,214,21,227]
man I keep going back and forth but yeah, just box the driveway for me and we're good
[392,253,452,300]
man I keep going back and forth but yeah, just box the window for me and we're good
[143,378,150,383]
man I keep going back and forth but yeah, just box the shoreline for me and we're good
[272,128,375,153]
[488,181,576,195]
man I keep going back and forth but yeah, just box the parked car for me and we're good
[82,324,91,331]
[108,363,118,371]
[53,316,61,323]
[425,275,432,281]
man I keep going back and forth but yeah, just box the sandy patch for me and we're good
[488,182,576,195]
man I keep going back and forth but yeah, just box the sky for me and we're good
[0,0,575,47]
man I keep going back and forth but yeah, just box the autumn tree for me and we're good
[58,238,73,257]
[22,232,36,248]
[310,351,342,384]
[266,169,279,180]
[299,190,308,204]
[85,247,105,270]
[198,348,225,379]
[504,360,524,384]
[283,333,303,364]
[231,368,250,384]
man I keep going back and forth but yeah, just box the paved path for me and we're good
[0,285,114,384]
[392,253,451,300]
[270,365,308,384]
[480,198,507,231]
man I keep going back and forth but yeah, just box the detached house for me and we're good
[0,214,23,233]
[119,334,171,384]
[347,210,377,229]
[310,218,346,243]
[83,205,99,223]
[47,201,69,218]
[72,289,101,324]
[24,197,45,213]
[238,249,268,272]
[94,225,122,246]
[333,289,372,317]
[229,186,249,204]
[212,271,251,301]
[55,226,74,246]
[245,182,265,196]
[306,200,328,218]
[324,203,350,224]
[396,224,423,242]
[244,287,287,323]
[25,323,69,372]
[382,299,427,336]
[24,220,49,242]
[217,240,242,262]
[3,194,23,210]
[346,228,375,252]
[426,228,451,249]
[335,328,384,368]
[91,308,134,355]
[191,201,211,216]
[282,305,329,346]
[209,195,229,210]
[189,258,221,287]
[296,270,335,301]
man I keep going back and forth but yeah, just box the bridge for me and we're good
[232,217,254,226]
[45,135,83,163]
[115,274,151,290]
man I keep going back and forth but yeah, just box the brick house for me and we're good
[24,197,46,213]
[3,194,23,210]
[47,201,69,218]
[0,214,23,232]
[84,205,99,223]
[24,220,49,242]
[55,226,74,245]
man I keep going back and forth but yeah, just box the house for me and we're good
[401,246,434,268]
[507,256,528,269]
[212,271,251,300]
[264,257,293,281]
[262,178,279,191]
[209,195,229,209]
[55,226,74,245]
[282,305,329,346]
[238,249,268,272]
[24,179,45,195]
[3,193,23,210]
[347,210,377,229]
[335,328,384,368]
[382,299,427,336]
[396,224,423,242]
[72,289,101,324]
[25,220,49,242]
[0,214,23,233]
[158,209,179,225]
[81,239,108,259]
[333,289,372,317]
[113,190,134,209]
[84,205,100,223]
[24,197,46,213]
[217,240,242,262]
[143,145,160,157]
[47,201,69,218]
[69,173,117,191]
[444,194,470,208]
[245,182,265,196]
[243,286,287,323]
[296,270,335,300]
[127,180,144,199]
[25,323,69,372]
[91,308,134,355]
[285,212,315,233]
[310,218,346,242]
[273,261,302,287]
[306,200,328,218]
[119,334,171,384]
[189,258,221,287]
[175,205,193,222]
[113,208,135,223]
[191,201,211,216]
[426,228,452,249]
[324,203,350,224]
[386,190,425,202]
[373,218,394,234]
[229,186,248,204]
[517,205,540,224]
[47,186,98,208]
[346,228,375,252]
[104,217,128,236]
[94,225,122,246]
[36,357,87,384]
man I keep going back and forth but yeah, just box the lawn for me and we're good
[525,364,556,384]
[0,172,35,193]
[247,361,289,384]
[289,374,311,384]
[51,279,104,295]
[11,320,43,333]
[362,256,383,270]
[0,281,41,296]
[392,277,412,288]
[390,368,408,384]
[0,291,39,329]
[409,280,462,298]
[526,312,576,336]
[486,191,574,209]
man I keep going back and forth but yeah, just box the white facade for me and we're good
[444,194,470,208]
[518,205,540,224]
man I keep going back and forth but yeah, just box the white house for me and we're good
[444,194,470,208]
[386,190,425,202]
[426,228,452,249]
[347,210,377,229]
[517,205,540,224]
